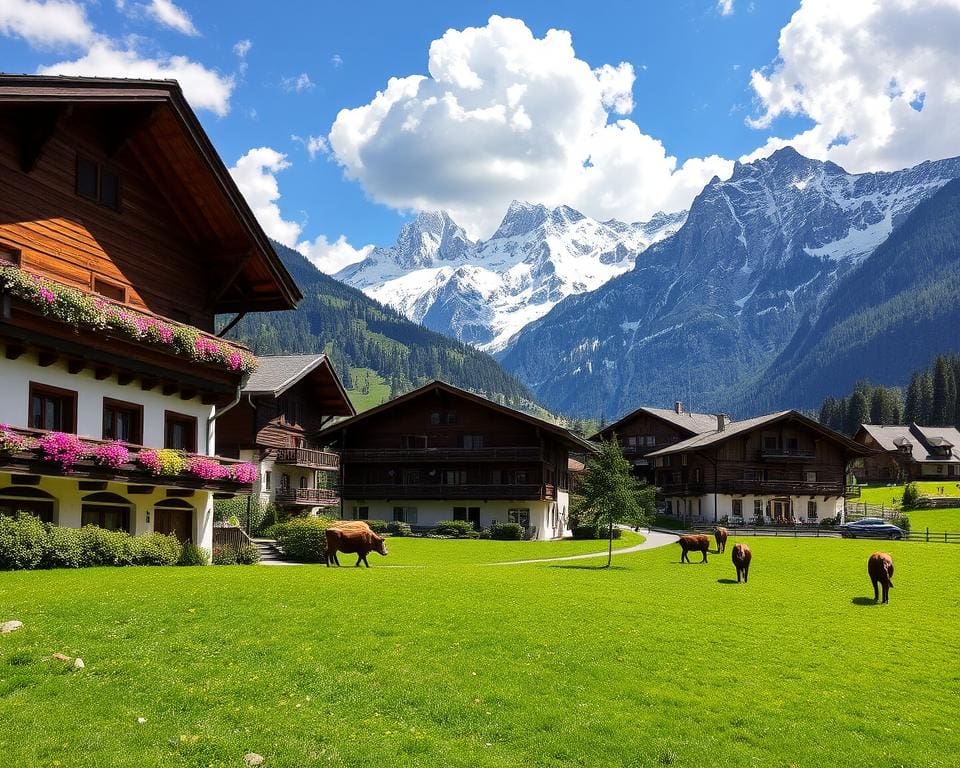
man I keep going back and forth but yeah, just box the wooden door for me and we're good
[154,507,193,542]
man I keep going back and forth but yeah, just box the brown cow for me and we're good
[731,542,752,583]
[678,534,710,563]
[331,520,375,533]
[326,526,388,567]
[714,526,728,554]
[868,552,894,604]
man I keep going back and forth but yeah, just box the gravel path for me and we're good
[485,528,679,566]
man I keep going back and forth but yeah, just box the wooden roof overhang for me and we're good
[245,357,356,419]
[0,75,302,314]
[1,296,242,406]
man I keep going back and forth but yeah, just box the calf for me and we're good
[868,552,894,604]
[714,526,728,554]
[326,526,388,568]
[678,534,711,563]
[731,542,752,583]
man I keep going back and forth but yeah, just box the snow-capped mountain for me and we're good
[498,147,960,417]
[335,202,686,351]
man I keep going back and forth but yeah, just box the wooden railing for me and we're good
[719,479,845,496]
[339,483,556,500]
[274,488,340,506]
[340,446,543,462]
[213,524,254,550]
[274,448,340,470]
[759,448,816,459]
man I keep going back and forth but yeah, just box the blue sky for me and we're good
[3,0,958,271]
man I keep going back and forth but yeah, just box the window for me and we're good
[299,476,308,490]
[76,155,121,210]
[515,470,528,484]
[644,436,656,447]
[754,499,762,518]
[463,434,484,449]
[280,473,290,490]
[732,499,743,517]
[763,435,778,451]
[508,508,530,526]
[102,399,142,444]
[29,383,77,432]
[0,487,56,523]
[443,470,467,485]
[400,435,427,449]
[446,411,457,425]
[804,471,817,483]
[786,437,799,452]
[681,454,688,466]
[93,277,125,303]
[692,467,702,483]
[743,469,767,482]
[807,500,818,520]
[264,471,272,491]
[0,243,21,267]
[430,412,440,426]
[393,506,417,524]
[401,469,420,485]
[352,506,369,520]
[164,412,197,452]
[80,492,132,532]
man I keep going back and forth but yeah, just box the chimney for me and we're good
[674,400,684,415]
[716,414,729,432]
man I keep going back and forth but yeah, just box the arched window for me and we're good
[154,498,194,543]
[81,491,133,533]
[299,475,308,490]
[0,487,56,523]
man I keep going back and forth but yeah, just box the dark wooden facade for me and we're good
[319,382,592,502]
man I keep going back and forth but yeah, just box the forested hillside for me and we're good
[221,242,537,410]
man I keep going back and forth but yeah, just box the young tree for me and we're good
[578,440,646,567]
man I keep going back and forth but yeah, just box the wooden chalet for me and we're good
[647,411,869,524]
[217,354,355,512]
[854,423,960,482]
[317,380,596,540]
[0,75,301,550]
[591,401,720,482]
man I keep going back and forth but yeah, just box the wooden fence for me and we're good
[212,525,254,551]
[685,524,960,543]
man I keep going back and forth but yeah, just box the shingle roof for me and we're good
[859,424,960,463]
[591,405,720,441]
[243,355,330,396]
[648,410,869,457]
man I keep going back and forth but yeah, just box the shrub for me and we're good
[489,521,524,540]
[0,512,49,570]
[212,545,238,565]
[819,516,838,529]
[126,532,181,566]
[571,522,623,540]
[433,520,479,538]
[178,542,209,566]
[902,482,922,509]
[78,525,131,567]
[272,517,334,562]
[893,514,912,533]
[236,543,261,565]
[364,518,389,534]
[386,521,412,537]
[44,525,83,569]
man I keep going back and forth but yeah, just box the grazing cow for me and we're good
[714,526,728,554]
[331,520,375,533]
[326,526,388,568]
[731,543,752,583]
[868,552,894,604]
[678,534,711,563]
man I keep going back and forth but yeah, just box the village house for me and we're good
[648,410,869,524]
[216,354,354,514]
[854,423,960,483]
[0,75,301,552]
[317,380,596,539]
[591,401,720,483]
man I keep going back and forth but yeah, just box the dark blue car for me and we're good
[839,517,905,539]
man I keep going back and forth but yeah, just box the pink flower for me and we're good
[188,456,229,481]
[227,352,243,371]
[91,441,130,469]
[194,336,221,359]
[156,324,174,344]
[229,463,259,484]
[37,432,86,471]
[39,287,56,303]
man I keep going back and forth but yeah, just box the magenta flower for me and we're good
[229,463,259,484]
[37,432,87,471]
[227,352,243,371]
[189,456,229,480]
[39,287,56,303]
[91,441,130,469]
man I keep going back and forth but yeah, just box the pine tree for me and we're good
[847,387,871,434]
[904,372,922,423]
[919,371,935,424]
[932,356,957,425]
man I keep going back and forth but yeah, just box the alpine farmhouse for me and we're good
[0,76,301,552]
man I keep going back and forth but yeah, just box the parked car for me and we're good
[839,517,905,539]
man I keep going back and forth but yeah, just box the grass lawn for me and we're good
[2,536,959,767]
[854,483,960,531]
[344,367,391,412]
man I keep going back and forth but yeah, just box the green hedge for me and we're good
[433,520,480,538]
[571,523,622,540]
[387,521,412,537]
[364,519,389,534]
[0,513,183,570]
[489,522,524,540]
[271,517,335,562]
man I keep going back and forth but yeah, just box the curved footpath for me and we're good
[485,528,679,566]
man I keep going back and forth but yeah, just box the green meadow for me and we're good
[1,535,958,768]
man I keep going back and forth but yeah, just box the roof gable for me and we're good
[591,405,720,441]
[244,354,354,416]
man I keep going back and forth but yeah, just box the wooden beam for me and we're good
[201,393,218,405]
[94,367,112,381]
[78,481,107,491]
[103,104,157,158]
[67,359,85,375]
[215,311,247,338]
[4,344,25,360]
[208,254,252,308]
[180,388,197,401]
[141,378,158,392]
[127,485,156,495]
[162,382,178,396]
[37,351,58,367]
[117,372,135,386]
[16,105,62,173]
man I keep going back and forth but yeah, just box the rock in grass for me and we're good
[73,657,85,670]
[244,753,265,766]
[1,620,23,634]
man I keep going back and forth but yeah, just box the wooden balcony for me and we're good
[659,482,706,496]
[340,483,556,501]
[340,446,543,463]
[759,448,817,460]
[274,448,339,471]
[274,488,340,507]
[720,479,845,497]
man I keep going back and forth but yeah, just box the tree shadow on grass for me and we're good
[549,564,631,571]
[716,578,739,585]
[851,597,879,606]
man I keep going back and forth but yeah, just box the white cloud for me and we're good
[144,0,197,36]
[746,0,960,172]
[229,146,370,273]
[298,234,373,273]
[327,15,729,236]
[233,38,252,58]
[0,0,95,49]
[38,40,234,116]
[292,134,329,159]
[717,0,735,16]
[282,72,314,93]
[331,53,343,68]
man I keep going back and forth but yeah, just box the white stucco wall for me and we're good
[664,494,844,524]
[341,496,571,540]
[0,350,214,452]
